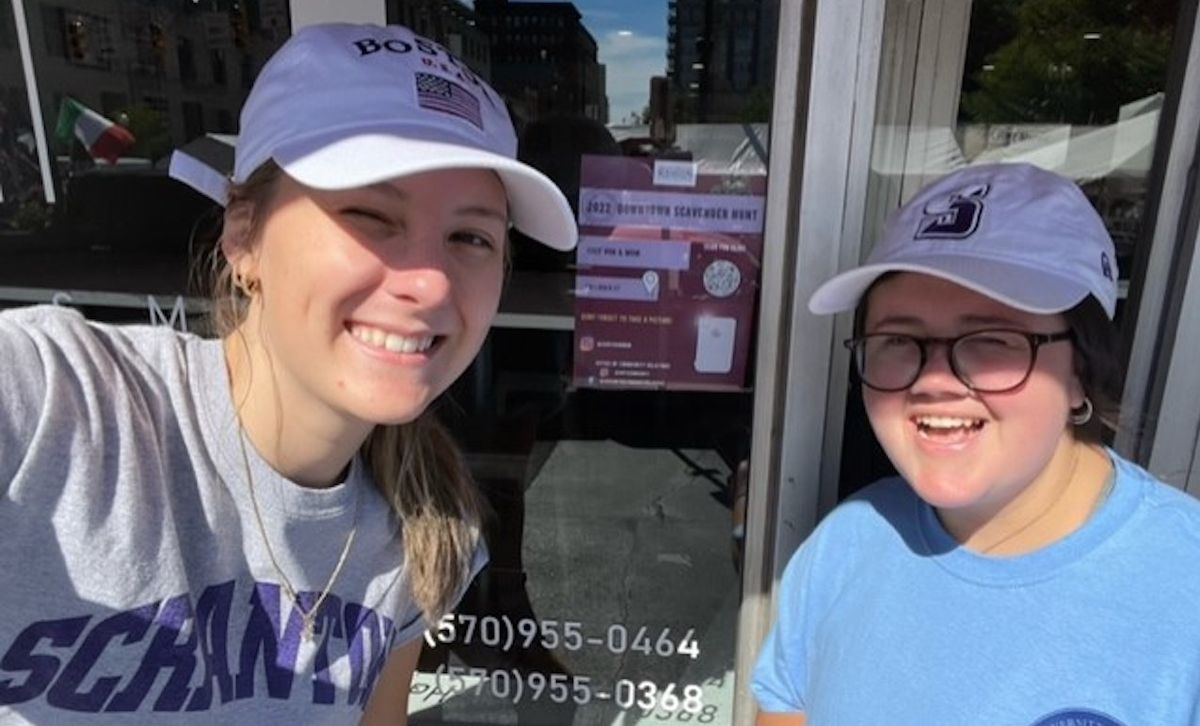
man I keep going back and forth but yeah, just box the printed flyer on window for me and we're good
[572,154,766,391]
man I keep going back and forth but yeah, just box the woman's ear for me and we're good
[1070,376,1087,411]
[1068,345,1090,411]
[221,202,258,282]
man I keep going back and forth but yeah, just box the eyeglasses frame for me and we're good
[843,328,1074,393]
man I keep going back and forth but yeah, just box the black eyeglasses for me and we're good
[843,329,1073,393]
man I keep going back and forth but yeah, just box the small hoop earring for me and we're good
[1070,397,1094,426]
[234,274,260,296]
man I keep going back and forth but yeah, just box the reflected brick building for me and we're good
[473,0,607,125]
[386,0,491,81]
[0,0,287,148]
[667,0,778,122]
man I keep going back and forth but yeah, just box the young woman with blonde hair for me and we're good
[0,22,574,724]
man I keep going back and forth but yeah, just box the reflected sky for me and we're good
[574,0,668,124]
[472,0,672,123]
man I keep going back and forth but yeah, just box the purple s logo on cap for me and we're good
[915,183,990,241]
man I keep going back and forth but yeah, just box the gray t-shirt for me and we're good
[0,305,480,723]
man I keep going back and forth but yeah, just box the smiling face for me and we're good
[861,273,1086,516]
[227,167,508,432]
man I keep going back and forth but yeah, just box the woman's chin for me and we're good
[906,472,989,511]
[340,388,436,428]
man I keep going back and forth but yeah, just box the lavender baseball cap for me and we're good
[809,163,1118,318]
[170,23,577,250]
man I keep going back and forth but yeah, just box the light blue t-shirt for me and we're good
[752,452,1200,725]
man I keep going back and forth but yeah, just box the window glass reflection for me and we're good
[2,2,778,723]
[388,2,777,723]
[2,0,288,323]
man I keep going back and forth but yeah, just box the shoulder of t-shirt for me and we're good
[814,475,918,544]
[1,304,201,377]
[779,475,918,596]
[1114,451,1200,549]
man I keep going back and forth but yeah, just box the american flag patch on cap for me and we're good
[415,72,483,129]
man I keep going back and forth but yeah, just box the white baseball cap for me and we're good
[808,162,1118,318]
[169,23,577,251]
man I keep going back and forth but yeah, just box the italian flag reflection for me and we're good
[55,97,135,163]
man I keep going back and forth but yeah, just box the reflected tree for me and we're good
[961,0,1176,124]
[117,104,172,161]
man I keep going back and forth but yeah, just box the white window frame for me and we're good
[1116,2,1200,495]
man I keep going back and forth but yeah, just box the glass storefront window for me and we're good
[842,0,1182,498]
[1,1,44,229]
[394,1,778,723]
[0,1,779,723]
[1,0,288,324]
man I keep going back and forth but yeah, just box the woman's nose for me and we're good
[909,341,968,393]
[380,237,454,306]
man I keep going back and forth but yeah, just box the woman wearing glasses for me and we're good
[752,163,1200,725]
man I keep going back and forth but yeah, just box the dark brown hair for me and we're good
[1062,295,1122,443]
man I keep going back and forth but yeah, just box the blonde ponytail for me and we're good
[363,416,484,623]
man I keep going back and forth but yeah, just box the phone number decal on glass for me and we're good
[412,664,719,721]
[423,615,701,659]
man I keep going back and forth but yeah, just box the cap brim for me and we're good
[275,134,578,251]
[808,255,1094,315]
[168,138,236,205]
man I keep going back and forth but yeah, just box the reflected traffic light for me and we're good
[65,18,89,62]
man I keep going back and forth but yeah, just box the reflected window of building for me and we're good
[177,35,197,83]
[0,2,11,50]
[211,47,227,85]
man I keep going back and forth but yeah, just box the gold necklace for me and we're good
[237,425,359,641]
[979,446,1080,555]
